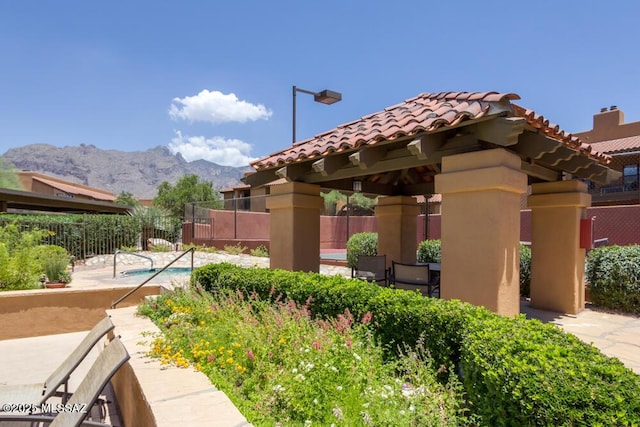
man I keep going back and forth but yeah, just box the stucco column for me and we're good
[528,180,591,314]
[375,196,420,268]
[265,182,322,272]
[435,148,528,316]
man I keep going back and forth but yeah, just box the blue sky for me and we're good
[1,1,639,167]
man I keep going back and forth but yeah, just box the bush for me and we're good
[192,263,640,425]
[35,245,71,283]
[346,232,377,268]
[417,239,441,263]
[586,245,640,314]
[223,243,247,255]
[519,244,532,298]
[0,224,49,290]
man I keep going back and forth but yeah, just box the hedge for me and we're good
[586,245,640,314]
[192,263,640,426]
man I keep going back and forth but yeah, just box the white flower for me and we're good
[330,366,338,372]
[313,398,319,405]
[409,404,415,412]
[292,368,298,374]
[336,385,343,391]
[332,406,344,420]
[295,373,306,381]
[304,420,312,427]
[273,384,285,392]
[353,352,361,361]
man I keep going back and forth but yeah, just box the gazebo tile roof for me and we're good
[251,91,611,170]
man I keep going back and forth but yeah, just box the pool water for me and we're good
[120,267,193,277]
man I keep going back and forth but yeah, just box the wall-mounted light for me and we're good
[352,180,362,192]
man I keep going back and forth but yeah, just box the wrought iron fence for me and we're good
[0,214,183,260]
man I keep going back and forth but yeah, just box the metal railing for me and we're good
[112,250,154,279]
[110,247,195,309]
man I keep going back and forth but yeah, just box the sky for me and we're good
[1,1,639,168]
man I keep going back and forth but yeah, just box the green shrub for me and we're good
[34,245,71,283]
[346,232,377,268]
[519,244,532,298]
[0,225,49,290]
[192,263,640,425]
[417,239,441,263]
[586,245,640,314]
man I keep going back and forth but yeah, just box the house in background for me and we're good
[576,107,640,205]
[17,171,117,202]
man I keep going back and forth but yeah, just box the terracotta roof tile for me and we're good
[590,135,640,154]
[252,91,610,170]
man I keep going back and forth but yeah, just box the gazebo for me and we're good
[243,91,620,316]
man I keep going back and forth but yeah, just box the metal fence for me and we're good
[0,214,183,260]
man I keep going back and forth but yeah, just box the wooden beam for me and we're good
[318,179,398,196]
[407,133,446,160]
[304,143,480,184]
[511,132,563,160]
[520,161,562,182]
[311,154,349,177]
[349,146,387,170]
[275,162,312,182]
[537,145,578,167]
[398,182,435,196]
[243,169,280,187]
[553,155,594,174]
[474,117,526,146]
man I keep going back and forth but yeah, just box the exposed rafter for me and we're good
[349,146,387,170]
[311,155,349,177]
[407,133,446,160]
[275,162,312,182]
[474,117,526,146]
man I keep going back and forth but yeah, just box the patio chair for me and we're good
[0,337,130,427]
[0,316,115,410]
[390,261,440,297]
[351,255,389,286]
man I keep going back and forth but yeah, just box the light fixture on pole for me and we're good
[352,180,362,193]
[292,85,342,144]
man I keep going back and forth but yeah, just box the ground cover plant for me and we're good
[190,263,640,426]
[139,288,468,426]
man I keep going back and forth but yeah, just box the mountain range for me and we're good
[2,144,250,199]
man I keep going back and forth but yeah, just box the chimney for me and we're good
[593,105,624,132]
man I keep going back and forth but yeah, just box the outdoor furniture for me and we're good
[390,261,440,297]
[351,255,389,286]
[0,316,115,409]
[0,337,130,427]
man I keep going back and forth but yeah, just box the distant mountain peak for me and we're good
[2,144,249,199]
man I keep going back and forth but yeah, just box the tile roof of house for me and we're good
[589,135,640,154]
[33,176,117,201]
[251,91,610,170]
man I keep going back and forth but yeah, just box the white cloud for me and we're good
[168,131,258,167]
[169,89,272,124]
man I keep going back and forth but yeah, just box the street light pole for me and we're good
[292,85,342,145]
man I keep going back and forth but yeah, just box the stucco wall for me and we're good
[0,286,162,340]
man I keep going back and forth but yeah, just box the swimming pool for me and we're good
[120,267,193,277]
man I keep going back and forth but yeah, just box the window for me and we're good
[623,164,639,191]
